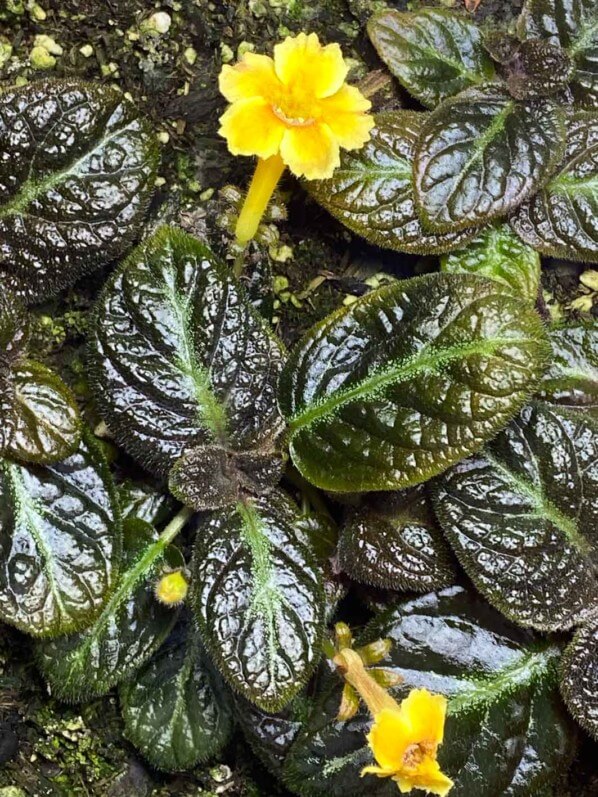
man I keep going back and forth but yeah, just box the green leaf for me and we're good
[414,85,566,233]
[367,8,495,108]
[120,617,233,772]
[89,226,285,478]
[441,224,540,303]
[0,429,121,637]
[190,490,325,712]
[561,616,598,741]
[433,402,598,631]
[308,112,477,255]
[284,586,575,797]
[0,80,159,302]
[280,273,549,493]
[235,695,305,778]
[117,480,176,527]
[518,0,598,105]
[511,111,598,263]
[0,290,29,361]
[36,517,180,700]
[537,322,598,416]
[338,487,455,592]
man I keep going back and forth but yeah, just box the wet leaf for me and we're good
[434,402,598,631]
[280,273,549,493]
[0,430,121,637]
[414,85,566,233]
[0,80,159,302]
[191,490,325,712]
[308,112,476,255]
[561,616,598,741]
[367,8,495,108]
[89,226,285,478]
[512,111,598,263]
[537,322,598,416]
[285,586,575,797]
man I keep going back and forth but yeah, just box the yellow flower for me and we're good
[218,32,374,244]
[154,570,188,606]
[363,690,454,797]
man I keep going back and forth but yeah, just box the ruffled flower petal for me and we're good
[319,85,374,150]
[219,52,281,103]
[366,708,412,771]
[280,122,340,180]
[219,98,285,159]
[395,758,454,797]
[274,32,348,99]
[401,689,448,747]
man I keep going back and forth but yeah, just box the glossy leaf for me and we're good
[0,430,121,637]
[190,490,325,712]
[367,8,495,108]
[537,322,598,416]
[236,696,304,778]
[280,273,549,493]
[441,224,540,303]
[0,291,29,361]
[434,402,598,631]
[512,111,598,263]
[117,480,176,526]
[561,616,598,740]
[37,518,180,700]
[338,487,456,592]
[120,617,233,772]
[0,80,159,302]
[414,85,566,233]
[285,586,575,797]
[308,112,476,255]
[518,0,598,105]
[89,226,285,478]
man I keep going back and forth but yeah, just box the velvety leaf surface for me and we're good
[338,487,456,591]
[190,490,325,712]
[235,695,305,778]
[117,480,176,526]
[561,616,598,740]
[512,111,598,263]
[537,322,598,416]
[37,518,179,700]
[367,8,495,108]
[120,618,233,772]
[89,226,285,478]
[0,80,159,302]
[518,0,598,105]
[441,224,540,303]
[434,402,598,631]
[285,586,574,797]
[308,112,475,255]
[0,291,29,361]
[0,430,120,637]
[280,273,549,493]
[414,85,566,233]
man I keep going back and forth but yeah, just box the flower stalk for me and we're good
[236,154,286,245]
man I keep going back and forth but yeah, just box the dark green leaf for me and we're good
[537,322,598,416]
[561,616,598,740]
[338,487,456,591]
[120,617,233,772]
[0,80,159,302]
[308,112,475,255]
[117,479,176,526]
[441,224,540,302]
[37,517,180,700]
[89,226,285,478]
[518,0,598,105]
[0,291,29,361]
[280,273,549,493]
[504,39,575,100]
[367,8,495,108]
[285,586,575,797]
[434,402,598,631]
[512,111,598,263]
[0,429,121,637]
[414,86,566,233]
[191,490,325,712]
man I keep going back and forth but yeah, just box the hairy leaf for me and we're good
[414,85,566,233]
[537,322,598,416]
[285,587,574,797]
[441,224,540,303]
[308,112,476,255]
[512,111,598,263]
[561,616,598,740]
[191,490,325,712]
[338,487,456,591]
[120,617,233,772]
[367,8,495,108]
[0,80,159,302]
[280,273,549,493]
[117,480,176,526]
[89,226,285,478]
[236,696,304,778]
[0,430,121,637]
[434,402,598,631]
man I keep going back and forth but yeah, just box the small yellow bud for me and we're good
[154,570,188,606]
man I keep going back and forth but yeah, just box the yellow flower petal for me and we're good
[280,122,340,179]
[219,52,280,103]
[274,32,348,99]
[361,764,398,779]
[319,85,375,150]
[395,758,454,797]
[401,689,448,747]
[219,98,285,159]
[366,708,412,771]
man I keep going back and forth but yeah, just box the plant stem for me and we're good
[160,506,194,546]
[236,153,285,244]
